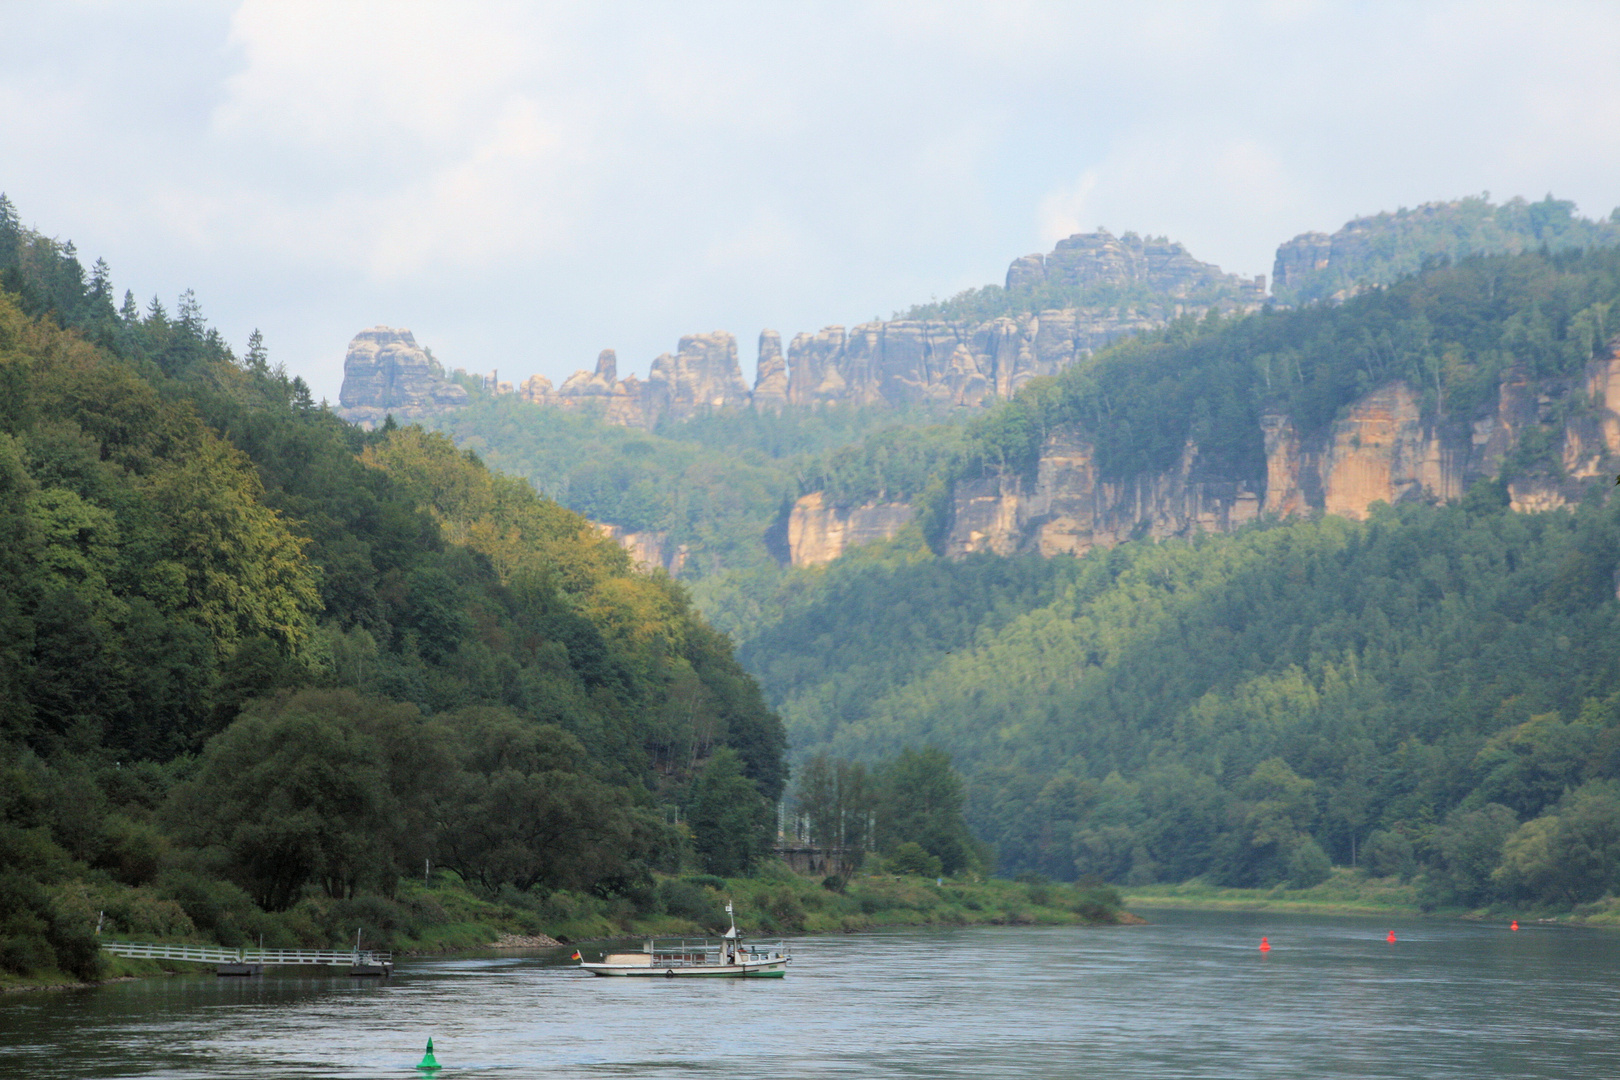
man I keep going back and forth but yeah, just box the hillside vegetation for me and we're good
[716,493,1620,911]
[0,195,798,983]
[699,242,1620,914]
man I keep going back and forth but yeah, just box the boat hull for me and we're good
[581,960,787,978]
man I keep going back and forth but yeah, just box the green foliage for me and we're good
[686,748,773,877]
[1273,195,1620,307]
[0,196,788,978]
[424,393,967,578]
[722,491,1620,906]
[936,248,1620,500]
[887,841,943,878]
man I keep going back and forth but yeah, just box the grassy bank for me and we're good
[1121,869,1424,917]
[4,864,1126,992]
[1121,868,1620,928]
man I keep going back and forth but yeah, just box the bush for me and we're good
[1070,883,1123,922]
[682,874,728,891]
[657,879,725,927]
[157,871,259,947]
[1288,840,1332,889]
[888,842,943,878]
[0,932,53,976]
[1362,830,1416,880]
[821,874,846,893]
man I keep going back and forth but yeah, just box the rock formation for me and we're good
[930,344,1620,561]
[1006,230,1266,301]
[1271,196,1620,308]
[338,230,1266,428]
[594,523,688,575]
[752,330,789,413]
[785,492,915,567]
[337,327,467,425]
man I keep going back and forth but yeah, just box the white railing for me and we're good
[99,941,392,966]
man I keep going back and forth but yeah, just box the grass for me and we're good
[1120,869,1424,917]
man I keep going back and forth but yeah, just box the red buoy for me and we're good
[1259,936,1271,953]
[1511,920,1519,931]
[1387,930,1397,943]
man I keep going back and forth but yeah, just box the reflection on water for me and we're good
[4,909,1620,1078]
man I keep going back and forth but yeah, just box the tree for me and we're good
[687,748,772,877]
[164,690,448,910]
[874,748,980,875]
[433,707,674,895]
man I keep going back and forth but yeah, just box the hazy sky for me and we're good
[4,1,1618,402]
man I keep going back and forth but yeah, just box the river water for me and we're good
[3,908,1617,1078]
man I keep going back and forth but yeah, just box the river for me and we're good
[3,908,1617,1078]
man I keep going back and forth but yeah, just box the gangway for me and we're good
[99,940,393,976]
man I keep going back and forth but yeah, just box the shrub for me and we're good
[888,842,943,878]
[682,874,728,891]
[657,879,725,927]
[1288,840,1332,889]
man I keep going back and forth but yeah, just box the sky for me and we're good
[3,1,1619,403]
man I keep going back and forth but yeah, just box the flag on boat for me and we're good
[570,950,582,961]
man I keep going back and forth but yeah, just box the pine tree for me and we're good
[244,329,268,374]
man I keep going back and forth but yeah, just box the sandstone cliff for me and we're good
[1006,229,1266,301]
[937,345,1620,560]
[785,492,915,567]
[337,326,468,425]
[339,230,1264,427]
[593,522,689,576]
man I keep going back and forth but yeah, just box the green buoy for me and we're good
[417,1037,441,1072]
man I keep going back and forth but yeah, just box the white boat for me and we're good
[578,902,790,978]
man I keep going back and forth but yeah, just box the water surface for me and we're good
[3,909,1616,1078]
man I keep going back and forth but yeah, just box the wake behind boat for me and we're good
[577,902,790,978]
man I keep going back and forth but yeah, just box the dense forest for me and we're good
[425,387,968,577]
[1271,194,1620,307]
[0,195,816,981]
[911,244,1620,526]
[694,241,1620,914]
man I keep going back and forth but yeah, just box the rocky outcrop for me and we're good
[786,492,915,567]
[514,331,750,429]
[337,326,467,425]
[944,434,1262,559]
[1271,196,1620,307]
[1007,230,1266,302]
[943,344,1620,558]
[594,523,688,575]
[338,229,1267,429]
[752,330,789,413]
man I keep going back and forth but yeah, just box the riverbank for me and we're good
[3,866,1127,993]
[1121,868,1620,928]
[1121,869,1423,918]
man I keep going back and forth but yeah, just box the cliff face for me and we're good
[1271,196,1620,307]
[1007,230,1266,301]
[337,326,468,425]
[594,522,689,575]
[339,230,1263,428]
[786,492,915,567]
[938,346,1620,559]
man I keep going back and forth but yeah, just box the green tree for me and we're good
[874,748,980,875]
[686,748,772,877]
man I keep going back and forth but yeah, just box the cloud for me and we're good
[1,1,1617,402]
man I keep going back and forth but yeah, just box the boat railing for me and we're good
[644,936,790,966]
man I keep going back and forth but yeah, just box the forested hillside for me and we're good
[424,388,966,577]
[0,195,790,981]
[700,243,1620,912]
[716,494,1620,910]
[1272,194,1620,307]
